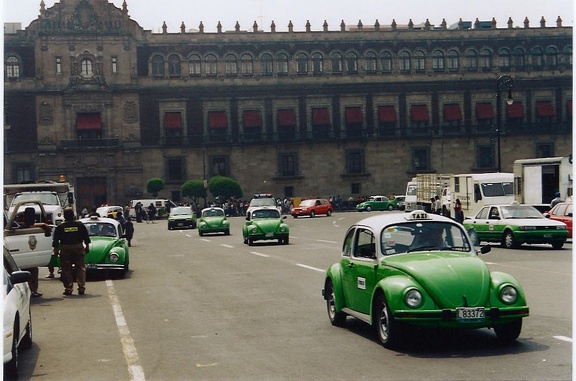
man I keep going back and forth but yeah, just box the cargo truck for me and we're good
[513,156,573,212]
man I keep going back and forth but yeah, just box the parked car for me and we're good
[198,207,230,236]
[3,247,33,378]
[243,207,289,245]
[463,204,568,249]
[291,198,333,218]
[52,216,130,278]
[356,195,398,212]
[167,206,196,230]
[545,202,572,238]
[96,205,123,219]
[394,195,406,211]
[323,210,529,349]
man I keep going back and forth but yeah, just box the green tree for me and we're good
[180,179,206,208]
[146,178,165,197]
[208,176,243,200]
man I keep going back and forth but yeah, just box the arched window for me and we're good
[545,46,559,67]
[380,51,392,73]
[312,52,323,74]
[432,50,444,70]
[512,48,525,70]
[498,48,511,69]
[365,51,377,73]
[5,55,20,78]
[413,51,425,71]
[531,47,544,68]
[189,54,201,76]
[261,53,273,75]
[241,53,253,75]
[399,51,411,72]
[331,52,343,73]
[205,54,217,75]
[80,58,94,77]
[151,55,165,77]
[346,52,358,74]
[296,53,308,74]
[479,48,492,70]
[168,54,181,77]
[447,49,459,70]
[466,49,478,70]
[276,53,289,75]
[225,54,237,75]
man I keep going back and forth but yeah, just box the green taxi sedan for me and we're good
[356,195,398,212]
[50,216,129,278]
[463,204,568,249]
[198,207,229,236]
[323,210,529,348]
[243,207,289,245]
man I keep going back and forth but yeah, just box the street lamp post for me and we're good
[495,75,514,173]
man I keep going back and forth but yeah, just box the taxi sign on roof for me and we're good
[405,210,431,221]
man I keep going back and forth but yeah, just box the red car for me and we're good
[546,202,573,238]
[291,199,333,218]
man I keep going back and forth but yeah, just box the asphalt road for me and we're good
[18,211,572,381]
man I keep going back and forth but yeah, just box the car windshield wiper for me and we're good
[407,245,442,253]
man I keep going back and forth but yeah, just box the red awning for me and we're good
[277,109,296,127]
[378,106,397,123]
[443,104,462,121]
[536,101,555,117]
[208,111,227,129]
[345,107,363,124]
[506,102,524,118]
[243,110,262,128]
[567,100,573,117]
[76,113,102,130]
[411,105,429,122]
[476,102,495,119]
[164,112,182,129]
[312,108,331,125]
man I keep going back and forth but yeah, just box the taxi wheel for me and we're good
[503,231,518,249]
[366,206,373,212]
[248,238,254,246]
[387,205,394,211]
[325,281,346,327]
[493,319,522,344]
[374,293,402,348]
[551,241,564,249]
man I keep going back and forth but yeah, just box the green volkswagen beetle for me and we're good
[356,195,398,212]
[243,206,289,245]
[198,207,229,236]
[323,210,529,348]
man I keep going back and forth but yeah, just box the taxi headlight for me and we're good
[499,285,518,304]
[279,226,287,232]
[251,227,258,234]
[222,220,229,226]
[405,288,423,308]
[199,222,206,228]
[109,252,119,263]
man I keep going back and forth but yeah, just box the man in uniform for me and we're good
[52,208,90,296]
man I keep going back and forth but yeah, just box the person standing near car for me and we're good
[550,192,563,209]
[52,208,90,296]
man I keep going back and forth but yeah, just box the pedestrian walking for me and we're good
[52,208,90,296]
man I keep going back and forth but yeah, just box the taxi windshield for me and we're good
[202,209,224,217]
[380,221,472,255]
[171,207,192,215]
[85,222,117,238]
[252,209,281,219]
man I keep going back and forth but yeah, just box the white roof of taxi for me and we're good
[201,206,224,212]
[355,210,455,231]
[80,216,122,226]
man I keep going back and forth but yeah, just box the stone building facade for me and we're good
[4,0,572,209]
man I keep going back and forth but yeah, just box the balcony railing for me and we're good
[59,137,121,149]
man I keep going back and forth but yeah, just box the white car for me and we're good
[3,247,33,378]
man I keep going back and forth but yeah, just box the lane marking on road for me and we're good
[554,335,572,343]
[196,363,219,368]
[316,239,338,244]
[106,280,146,381]
[221,244,234,248]
[296,263,325,272]
[200,238,211,242]
[251,251,270,258]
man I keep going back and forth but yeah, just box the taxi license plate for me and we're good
[265,232,274,238]
[456,307,485,322]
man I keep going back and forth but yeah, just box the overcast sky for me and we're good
[2,0,574,33]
